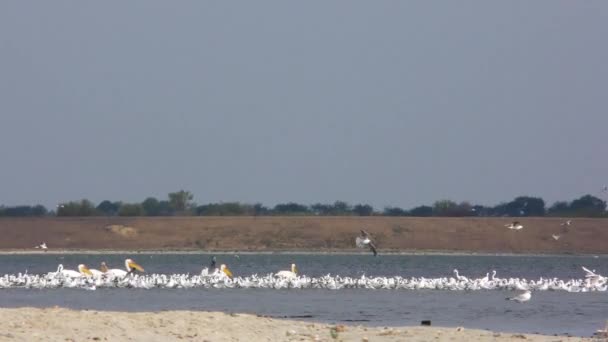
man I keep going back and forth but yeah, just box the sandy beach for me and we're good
[0,307,598,342]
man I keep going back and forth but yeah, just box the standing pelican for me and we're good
[276,263,298,278]
[356,229,378,256]
[506,290,531,303]
[104,259,144,278]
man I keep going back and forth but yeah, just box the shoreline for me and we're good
[0,307,597,341]
[2,216,608,254]
[0,248,606,257]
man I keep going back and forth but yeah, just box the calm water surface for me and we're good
[1,253,606,337]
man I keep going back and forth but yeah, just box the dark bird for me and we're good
[356,229,378,256]
[209,256,217,270]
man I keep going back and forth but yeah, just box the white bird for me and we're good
[356,229,378,256]
[505,221,524,230]
[582,266,603,280]
[560,220,572,227]
[88,262,107,277]
[53,264,93,278]
[552,234,561,241]
[104,259,144,278]
[506,290,531,303]
[218,264,233,278]
[276,263,298,278]
[34,242,47,250]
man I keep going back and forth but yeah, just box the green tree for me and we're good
[118,203,144,216]
[353,204,374,216]
[168,190,194,213]
[409,205,433,217]
[97,200,121,216]
[252,203,270,216]
[433,200,459,216]
[547,201,569,216]
[383,206,408,216]
[273,202,310,215]
[142,197,161,216]
[569,195,606,217]
[57,199,96,216]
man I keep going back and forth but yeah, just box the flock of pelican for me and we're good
[1,258,605,295]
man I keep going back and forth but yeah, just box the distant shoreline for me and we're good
[0,249,605,257]
[1,216,607,254]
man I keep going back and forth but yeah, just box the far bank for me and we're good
[0,216,606,254]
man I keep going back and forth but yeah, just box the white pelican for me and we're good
[88,262,107,277]
[356,229,378,256]
[506,290,531,303]
[34,242,47,250]
[219,264,233,278]
[276,264,298,278]
[105,259,144,278]
[505,221,524,230]
[53,264,93,278]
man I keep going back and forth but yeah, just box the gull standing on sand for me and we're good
[505,221,524,230]
[506,290,531,303]
[560,220,572,227]
[356,229,378,256]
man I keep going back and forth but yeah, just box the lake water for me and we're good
[0,253,606,337]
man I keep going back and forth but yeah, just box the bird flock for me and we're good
[15,222,601,306]
[0,259,605,296]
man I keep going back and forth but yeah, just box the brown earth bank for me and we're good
[0,217,606,254]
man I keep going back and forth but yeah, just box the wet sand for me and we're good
[0,307,596,341]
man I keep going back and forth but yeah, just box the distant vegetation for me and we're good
[0,190,606,218]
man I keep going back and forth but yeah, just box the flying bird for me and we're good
[356,229,378,256]
[34,242,47,250]
[552,234,561,241]
[505,221,524,230]
[506,290,531,303]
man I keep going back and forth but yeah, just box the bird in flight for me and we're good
[506,290,531,303]
[356,229,378,256]
[505,221,524,230]
[34,242,47,250]
[552,234,561,241]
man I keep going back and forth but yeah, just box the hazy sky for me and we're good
[1,2,607,210]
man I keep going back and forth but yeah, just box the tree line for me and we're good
[0,191,606,218]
